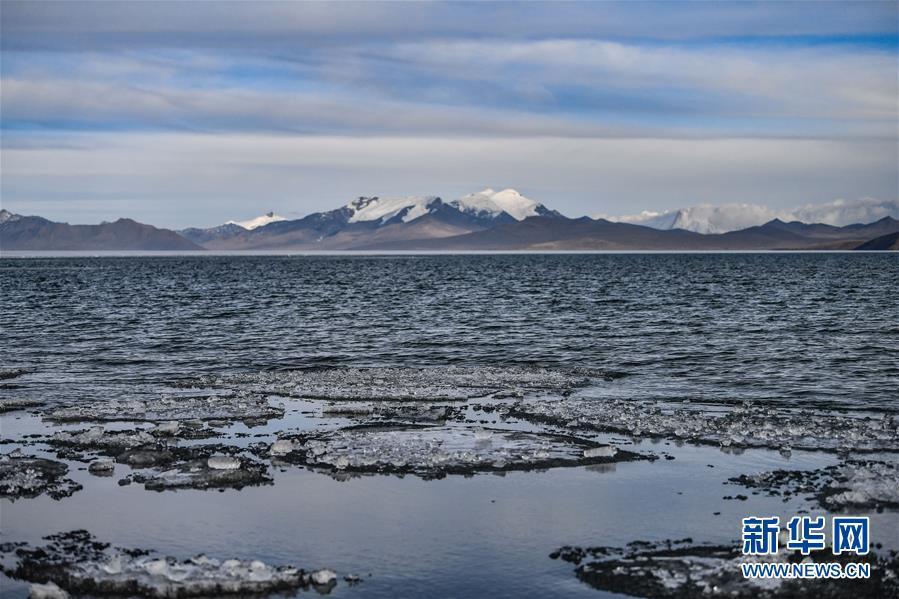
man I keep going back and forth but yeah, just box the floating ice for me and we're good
[510,399,899,452]
[1,530,340,597]
[269,439,296,457]
[0,398,43,413]
[51,426,156,454]
[154,421,180,435]
[825,461,899,509]
[207,455,241,470]
[207,366,600,402]
[28,582,69,599]
[474,428,493,441]
[551,539,898,598]
[0,452,81,500]
[87,459,115,476]
[132,455,271,492]
[269,425,638,478]
[45,394,283,424]
[583,446,617,458]
[731,459,899,511]
[311,568,337,585]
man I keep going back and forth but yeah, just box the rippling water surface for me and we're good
[1,253,897,599]
[2,253,897,409]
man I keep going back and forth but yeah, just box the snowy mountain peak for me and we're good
[0,209,21,225]
[227,212,286,230]
[600,198,899,234]
[345,195,441,224]
[452,188,543,221]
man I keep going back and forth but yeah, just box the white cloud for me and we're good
[602,198,899,233]
[2,132,896,228]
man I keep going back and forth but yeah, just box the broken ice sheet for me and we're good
[730,459,899,511]
[509,398,899,452]
[264,424,643,478]
[48,424,221,463]
[0,398,44,414]
[128,454,272,492]
[45,393,284,424]
[0,530,341,597]
[551,540,899,598]
[194,366,605,401]
[0,451,82,501]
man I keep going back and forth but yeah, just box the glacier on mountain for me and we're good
[343,188,544,225]
[227,212,286,230]
[346,196,441,224]
[452,188,542,221]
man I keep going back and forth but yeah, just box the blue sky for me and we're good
[1,1,897,228]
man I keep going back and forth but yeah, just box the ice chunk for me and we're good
[583,446,617,458]
[269,439,296,457]
[132,455,271,491]
[0,452,82,501]
[271,425,643,478]
[1,530,338,597]
[510,399,899,452]
[311,569,337,585]
[474,428,493,441]
[209,366,601,402]
[552,539,897,597]
[728,459,899,511]
[154,421,180,435]
[207,455,241,470]
[46,393,283,424]
[29,582,69,599]
[88,459,115,475]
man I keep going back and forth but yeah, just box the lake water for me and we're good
[1,253,897,598]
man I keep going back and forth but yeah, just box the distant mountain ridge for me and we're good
[180,189,562,250]
[3,193,898,251]
[0,209,200,251]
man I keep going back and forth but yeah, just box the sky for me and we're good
[1,1,897,228]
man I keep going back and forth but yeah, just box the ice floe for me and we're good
[264,425,642,478]
[551,539,899,598]
[51,426,156,454]
[87,458,115,476]
[0,451,81,500]
[45,394,283,424]
[0,398,43,413]
[730,459,899,511]
[0,530,340,597]
[129,454,271,492]
[207,366,603,401]
[510,398,899,452]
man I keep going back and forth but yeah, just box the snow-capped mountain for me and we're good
[178,188,560,249]
[0,209,21,225]
[227,212,286,230]
[342,189,553,226]
[345,196,441,224]
[601,198,899,234]
[452,188,551,221]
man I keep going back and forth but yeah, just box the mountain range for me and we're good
[2,189,898,251]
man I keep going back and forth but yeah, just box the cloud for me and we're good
[791,198,899,226]
[2,132,896,228]
[1,2,896,225]
[2,1,895,49]
[602,198,899,233]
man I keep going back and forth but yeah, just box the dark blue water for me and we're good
[1,253,898,599]
[2,253,897,410]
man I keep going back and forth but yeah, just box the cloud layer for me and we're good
[603,198,899,233]
[1,1,896,226]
